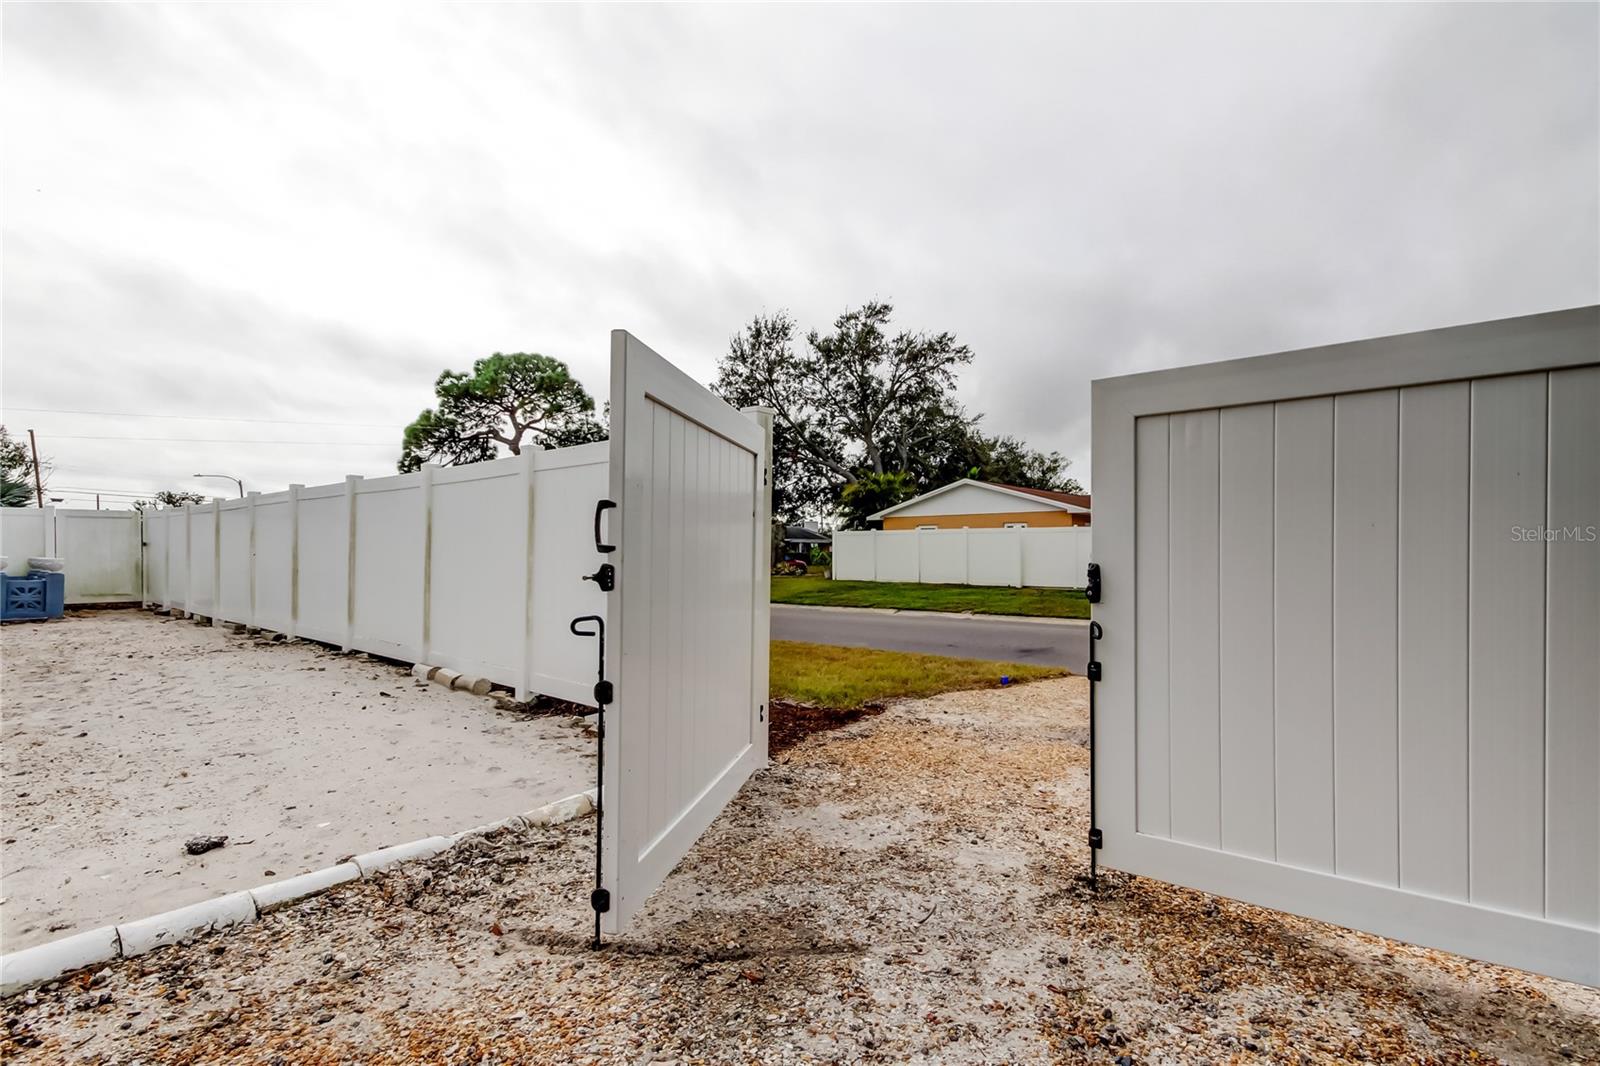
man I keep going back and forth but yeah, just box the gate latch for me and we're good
[584,563,615,592]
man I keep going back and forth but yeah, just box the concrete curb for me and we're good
[351,836,455,877]
[118,892,258,958]
[772,603,1091,626]
[0,787,598,997]
[0,927,122,997]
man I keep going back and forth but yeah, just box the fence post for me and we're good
[42,504,57,560]
[247,491,259,630]
[162,511,174,613]
[517,450,536,702]
[419,464,435,665]
[287,484,302,641]
[183,503,194,617]
[211,499,222,626]
[343,475,362,652]
[139,510,149,608]
[742,407,775,764]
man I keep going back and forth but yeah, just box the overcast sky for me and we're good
[4,3,1596,507]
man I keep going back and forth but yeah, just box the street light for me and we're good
[193,473,244,498]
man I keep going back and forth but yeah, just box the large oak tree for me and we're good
[399,353,605,472]
[714,302,1079,525]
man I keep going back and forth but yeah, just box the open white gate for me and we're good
[1091,306,1598,985]
[599,330,771,933]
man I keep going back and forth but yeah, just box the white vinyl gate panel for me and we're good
[1092,306,1599,985]
[603,331,771,934]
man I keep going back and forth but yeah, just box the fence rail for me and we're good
[831,526,1091,588]
[138,445,607,705]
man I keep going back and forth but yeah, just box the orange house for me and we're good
[870,479,1091,530]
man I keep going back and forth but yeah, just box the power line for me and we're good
[4,406,398,428]
[52,487,155,497]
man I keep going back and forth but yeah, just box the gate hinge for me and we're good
[590,887,610,914]
[758,702,766,722]
[1085,562,1101,604]
[1088,828,1103,850]
[593,679,613,705]
[1086,660,1102,682]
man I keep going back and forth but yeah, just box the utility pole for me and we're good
[27,429,43,508]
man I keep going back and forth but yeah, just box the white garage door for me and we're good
[600,330,772,933]
[1090,306,1598,986]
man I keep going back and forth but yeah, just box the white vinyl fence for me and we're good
[832,527,1091,588]
[142,444,610,706]
[0,507,143,603]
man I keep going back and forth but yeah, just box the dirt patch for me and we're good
[768,698,884,756]
[4,676,1596,1065]
[0,610,591,951]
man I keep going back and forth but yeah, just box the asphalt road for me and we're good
[772,604,1089,671]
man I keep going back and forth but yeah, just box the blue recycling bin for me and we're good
[1,570,65,621]
[31,569,65,617]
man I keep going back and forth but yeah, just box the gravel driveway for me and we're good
[4,675,1596,1063]
[1,610,591,952]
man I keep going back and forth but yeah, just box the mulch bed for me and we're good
[768,698,884,756]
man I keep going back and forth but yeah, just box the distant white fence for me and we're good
[831,527,1091,588]
[141,444,609,705]
[0,507,143,603]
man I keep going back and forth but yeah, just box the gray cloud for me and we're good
[3,3,1594,506]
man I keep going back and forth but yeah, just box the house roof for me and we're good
[783,528,833,543]
[992,483,1092,509]
[867,478,1091,521]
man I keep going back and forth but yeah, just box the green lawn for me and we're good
[770,573,1089,619]
[769,639,1067,710]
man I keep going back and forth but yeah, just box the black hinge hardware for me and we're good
[759,702,766,722]
[1087,618,1103,891]
[584,563,615,592]
[1085,562,1101,604]
[569,613,611,949]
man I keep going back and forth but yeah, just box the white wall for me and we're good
[0,507,143,603]
[142,444,610,706]
[831,526,1090,587]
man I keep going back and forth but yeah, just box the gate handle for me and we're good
[593,499,616,554]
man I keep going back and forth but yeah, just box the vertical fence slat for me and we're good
[343,475,361,652]
[1332,389,1401,886]
[211,499,222,627]
[1218,403,1277,860]
[420,464,435,666]
[517,451,536,701]
[1544,364,1600,927]
[287,484,302,641]
[1273,396,1335,873]
[1134,414,1172,838]
[247,492,259,630]
[1467,373,1548,917]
